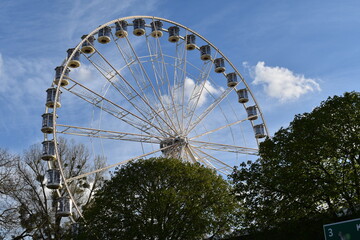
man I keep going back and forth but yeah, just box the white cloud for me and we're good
[185,77,223,106]
[249,61,321,102]
[161,77,223,109]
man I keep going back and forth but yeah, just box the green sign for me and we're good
[323,218,360,240]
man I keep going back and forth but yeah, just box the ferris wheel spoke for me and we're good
[190,117,249,140]
[110,33,172,133]
[85,41,177,135]
[145,28,183,132]
[80,54,169,136]
[65,143,174,182]
[190,146,233,175]
[185,145,211,167]
[56,124,169,144]
[167,36,187,133]
[183,58,217,129]
[82,52,152,122]
[183,145,197,163]
[179,33,189,133]
[121,33,179,134]
[187,145,230,175]
[185,87,233,134]
[189,140,258,155]
[184,61,212,125]
[63,79,173,137]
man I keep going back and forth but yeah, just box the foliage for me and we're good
[0,138,105,239]
[230,92,360,237]
[78,157,238,240]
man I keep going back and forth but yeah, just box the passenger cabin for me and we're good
[80,35,95,54]
[45,88,61,108]
[98,26,111,44]
[67,48,81,68]
[54,66,70,86]
[237,89,249,103]
[168,26,180,42]
[254,124,266,138]
[226,72,238,87]
[151,20,163,38]
[200,45,211,61]
[133,18,146,36]
[41,140,56,161]
[46,169,62,189]
[41,113,55,134]
[214,58,225,73]
[186,34,196,50]
[115,20,128,38]
[56,197,72,217]
[246,106,258,120]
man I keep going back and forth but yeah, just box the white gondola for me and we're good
[45,88,61,108]
[97,26,111,44]
[186,34,196,50]
[80,35,95,54]
[150,20,163,38]
[237,89,249,103]
[226,72,238,87]
[254,124,266,139]
[200,45,211,61]
[56,197,72,217]
[42,140,56,161]
[53,66,70,86]
[133,18,146,36]
[168,26,180,42]
[41,113,56,133]
[214,58,225,73]
[115,20,128,38]
[246,106,258,120]
[67,48,81,68]
[46,169,62,189]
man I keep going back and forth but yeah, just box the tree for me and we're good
[0,138,105,239]
[78,157,238,240]
[230,92,360,238]
[0,149,20,239]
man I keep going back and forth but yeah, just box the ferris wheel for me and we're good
[41,16,268,221]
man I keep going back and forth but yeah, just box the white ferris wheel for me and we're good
[41,16,268,221]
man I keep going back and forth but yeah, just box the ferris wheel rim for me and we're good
[44,15,268,220]
[61,15,268,133]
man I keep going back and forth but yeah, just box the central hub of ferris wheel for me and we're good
[160,136,188,159]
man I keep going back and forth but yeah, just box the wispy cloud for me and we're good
[62,0,163,40]
[246,61,321,102]
[0,54,52,99]
[0,52,54,151]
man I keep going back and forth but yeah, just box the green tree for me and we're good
[230,92,360,238]
[79,157,238,240]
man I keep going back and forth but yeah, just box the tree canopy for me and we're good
[78,157,238,240]
[230,92,360,239]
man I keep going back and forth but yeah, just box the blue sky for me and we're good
[0,0,359,155]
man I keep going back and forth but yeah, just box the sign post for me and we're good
[323,218,360,240]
